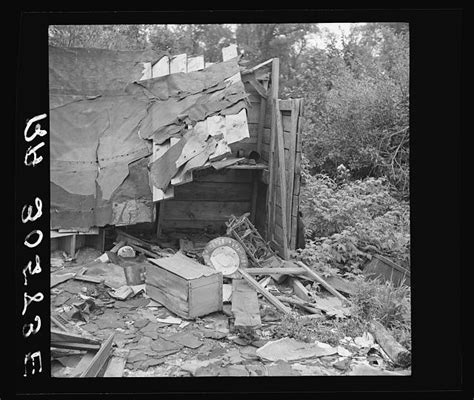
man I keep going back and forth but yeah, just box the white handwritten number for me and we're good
[22,292,44,316]
[24,114,47,142]
[23,351,42,376]
[24,229,43,248]
[21,198,43,223]
[22,315,41,338]
[22,255,41,286]
[24,142,46,167]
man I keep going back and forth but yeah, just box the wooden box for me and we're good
[363,254,410,287]
[145,252,223,319]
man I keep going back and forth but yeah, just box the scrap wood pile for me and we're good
[50,215,411,377]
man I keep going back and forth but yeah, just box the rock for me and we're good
[333,357,352,371]
[266,361,300,376]
[220,365,249,376]
[349,363,406,375]
[256,337,338,362]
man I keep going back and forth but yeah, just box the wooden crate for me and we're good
[363,254,410,287]
[145,252,223,319]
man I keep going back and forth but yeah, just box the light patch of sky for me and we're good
[309,23,367,49]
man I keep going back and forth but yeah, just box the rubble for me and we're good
[50,222,410,378]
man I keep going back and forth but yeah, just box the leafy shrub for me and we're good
[297,173,410,273]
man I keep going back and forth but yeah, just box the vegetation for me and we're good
[49,22,410,348]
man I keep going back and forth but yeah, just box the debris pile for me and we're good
[50,214,411,377]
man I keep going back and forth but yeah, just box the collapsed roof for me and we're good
[49,46,251,230]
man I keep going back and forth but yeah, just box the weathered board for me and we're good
[146,253,223,319]
[231,279,262,328]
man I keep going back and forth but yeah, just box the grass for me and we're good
[272,276,411,350]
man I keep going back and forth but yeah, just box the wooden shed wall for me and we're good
[160,79,264,234]
[160,168,254,233]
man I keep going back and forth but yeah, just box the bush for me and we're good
[297,173,410,274]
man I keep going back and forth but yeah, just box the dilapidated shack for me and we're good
[49,44,304,259]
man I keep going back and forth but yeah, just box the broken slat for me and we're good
[288,277,312,302]
[211,157,245,170]
[295,261,351,305]
[237,268,290,315]
[103,356,127,377]
[81,332,115,377]
[51,272,76,288]
[72,352,96,377]
[51,329,101,345]
[244,75,268,99]
[74,274,103,284]
[231,279,262,328]
[241,267,305,275]
[51,342,101,351]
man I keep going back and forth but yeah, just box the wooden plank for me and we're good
[161,200,250,221]
[104,356,127,377]
[286,101,299,242]
[51,272,75,288]
[295,261,351,305]
[265,58,279,241]
[211,157,245,170]
[152,56,170,78]
[231,279,262,328]
[241,58,273,74]
[225,109,250,145]
[238,268,290,314]
[194,169,252,183]
[241,267,305,275]
[162,219,227,232]
[243,75,268,99]
[51,342,101,351]
[288,277,312,302]
[173,181,253,202]
[71,352,96,377]
[278,99,294,111]
[187,55,205,72]
[274,99,289,259]
[222,44,238,61]
[51,329,101,345]
[81,332,115,377]
[170,54,187,74]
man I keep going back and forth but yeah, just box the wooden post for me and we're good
[250,80,269,224]
[265,58,280,241]
[275,99,289,260]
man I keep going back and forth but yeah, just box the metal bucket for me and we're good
[124,264,145,286]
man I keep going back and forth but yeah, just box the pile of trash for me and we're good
[50,215,411,377]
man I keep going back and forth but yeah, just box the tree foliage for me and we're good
[48,22,409,196]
